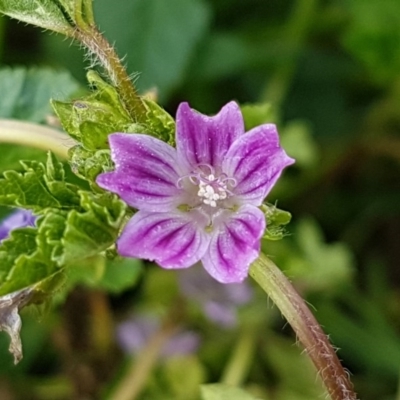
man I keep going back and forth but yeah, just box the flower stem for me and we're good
[73,26,146,121]
[0,119,76,159]
[221,326,257,386]
[249,253,358,400]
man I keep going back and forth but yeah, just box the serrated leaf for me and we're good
[69,145,113,183]
[0,153,81,210]
[262,203,292,241]
[0,67,80,123]
[0,190,126,294]
[141,99,176,146]
[60,191,126,263]
[201,384,261,400]
[51,71,132,150]
[0,0,74,35]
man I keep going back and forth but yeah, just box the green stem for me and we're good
[0,119,76,159]
[73,26,146,121]
[221,326,257,386]
[250,253,358,400]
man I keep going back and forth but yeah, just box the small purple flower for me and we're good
[178,266,253,328]
[0,209,36,242]
[96,102,294,283]
[117,315,200,359]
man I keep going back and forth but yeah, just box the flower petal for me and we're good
[201,205,265,283]
[96,133,185,211]
[117,210,210,269]
[176,102,244,169]
[223,124,294,205]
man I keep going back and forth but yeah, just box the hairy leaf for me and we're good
[262,203,292,241]
[0,0,73,35]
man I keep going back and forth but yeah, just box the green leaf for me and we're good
[0,67,80,123]
[94,0,210,101]
[261,203,292,241]
[241,103,278,131]
[98,258,142,294]
[51,71,132,148]
[0,191,126,294]
[201,384,261,400]
[280,121,318,169]
[293,218,354,290]
[0,153,81,210]
[0,0,74,35]
[69,146,113,183]
[142,99,176,146]
[342,0,400,85]
[163,356,206,399]
[60,191,126,263]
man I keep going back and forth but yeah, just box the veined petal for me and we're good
[223,124,294,206]
[96,133,185,211]
[201,205,265,283]
[117,210,210,269]
[176,102,244,169]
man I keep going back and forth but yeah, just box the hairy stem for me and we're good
[74,26,146,121]
[250,253,358,400]
[0,119,76,159]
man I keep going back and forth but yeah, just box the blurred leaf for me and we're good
[280,120,318,168]
[163,356,206,399]
[288,218,354,292]
[0,67,80,122]
[98,258,142,294]
[201,384,261,400]
[241,102,277,130]
[94,0,210,100]
[0,0,74,35]
[342,0,400,84]
[65,256,142,295]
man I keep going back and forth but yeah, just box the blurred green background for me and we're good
[0,0,400,399]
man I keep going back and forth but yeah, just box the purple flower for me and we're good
[96,102,294,283]
[0,209,36,242]
[117,315,200,359]
[178,266,253,328]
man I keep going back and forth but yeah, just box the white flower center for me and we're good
[177,164,236,210]
[197,174,228,208]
